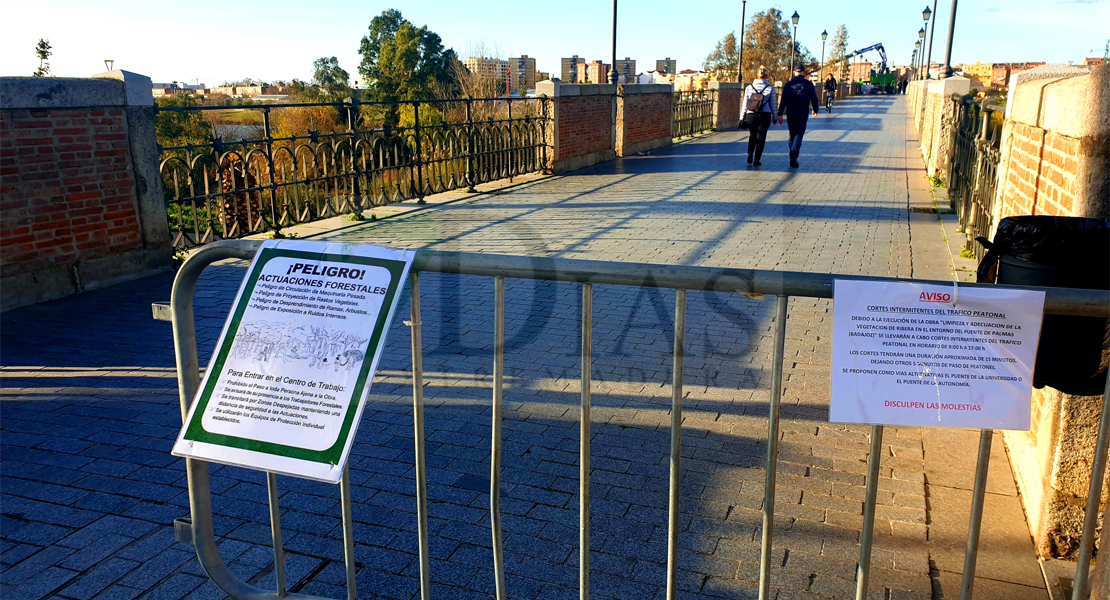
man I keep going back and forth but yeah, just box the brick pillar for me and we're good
[994,65,1110,560]
[536,81,617,174]
[0,71,172,310]
[615,84,672,157]
[709,81,742,130]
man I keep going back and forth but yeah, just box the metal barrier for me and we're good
[671,90,716,138]
[157,97,549,249]
[163,239,1110,600]
[947,96,1003,261]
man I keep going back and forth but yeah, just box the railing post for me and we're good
[414,101,425,204]
[262,107,279,232]
[466,97,477,192]
[346,98,363,213]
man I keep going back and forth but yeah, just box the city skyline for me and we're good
[2,0,1106,85]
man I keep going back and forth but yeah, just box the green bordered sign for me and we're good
[172,240,414,482]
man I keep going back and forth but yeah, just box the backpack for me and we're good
[746,82,770,112]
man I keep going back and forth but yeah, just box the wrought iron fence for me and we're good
[157,98,550,249]
[947,95,1003,262]
[671,90,716,138]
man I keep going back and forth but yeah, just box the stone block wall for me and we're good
[615,84,672,157]
[0,72,172,310]
[908,77,970,183]
[709,81,741,130]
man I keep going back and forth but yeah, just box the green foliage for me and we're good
[358,9,459,122]
[737,9,814,84]
[959,248,975,259]
[33,38,51,77]
[397,104,443,129]
[312,57,351,102]
[155,95,213,147]
[704,32,739,81]
[348,211,365,221]
[927,174,946,188]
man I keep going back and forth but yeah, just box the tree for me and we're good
[357,9,459,122]
[312,57,351,102]
[827,25,849,81]
[453,39,507,100]
[737,9,814,84]
[155,94,213,147]
[33,39,51,77]
[704,32,739,81]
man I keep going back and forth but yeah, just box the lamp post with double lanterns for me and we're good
[917,28,926,79]
[914,41,922,80]
[789,11,800,74]
[922,4,935,79]
[819,29,828,82]
[940,0,958,78]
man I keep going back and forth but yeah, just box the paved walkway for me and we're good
[1,96,1047,600]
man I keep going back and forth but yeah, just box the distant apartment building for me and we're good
[1085,57,1106,68]
[961,61,993,87]
[848,61,873,82]
[585,61,610,84]
[560,56,586,83]
[991,62,1046,88]
[507,55,537,90]
[673,69,708,92]
[613,57,636,84]
[637,71,673,85]
[463,57,509,82]
[151,82,205,97]
[208,84,264,98]
[656,57,677,75]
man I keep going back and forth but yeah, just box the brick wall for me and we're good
[0,73,171,310]
[992,65,1110,561]
[536,81,617,174]
[1,107,142,278]
[615,85,672,156]
[557,95,614,161]
[998,122,1081,218]
[710,81,741,131]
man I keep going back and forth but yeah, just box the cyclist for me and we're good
[823,74,838,113]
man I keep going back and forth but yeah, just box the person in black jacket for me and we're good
[777,65,820,168]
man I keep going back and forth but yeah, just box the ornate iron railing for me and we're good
[671,90,716,138]
[947,95,1003,262]
[157,98,550,249]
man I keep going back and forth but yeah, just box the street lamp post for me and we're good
[941,0,958,78]
[789,11,800,73]
[737,0,747,85]
[609,0,618,85]
[819,29,828,82]
[923,2,937,80]
[917,28,926,79]
[911,49,918,82]
[914,41,922,80]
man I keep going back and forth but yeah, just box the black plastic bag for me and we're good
[977,216,1110,396]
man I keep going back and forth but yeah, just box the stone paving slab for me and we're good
[1,96,1046,600]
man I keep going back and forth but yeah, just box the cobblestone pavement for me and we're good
[1,96,1044,600]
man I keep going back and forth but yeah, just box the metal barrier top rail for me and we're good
[167,240,1110,600]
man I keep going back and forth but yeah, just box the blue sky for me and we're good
[2,0,1106,84]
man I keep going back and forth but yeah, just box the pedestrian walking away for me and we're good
[777,64,820,169]
[823,74,837,113]
[740,65,777,167]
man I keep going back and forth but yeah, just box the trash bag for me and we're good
[977,216,1110,396]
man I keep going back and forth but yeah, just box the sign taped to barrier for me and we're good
[173,240,414,482]
[830,280,1044,430]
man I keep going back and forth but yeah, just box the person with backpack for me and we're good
[740,66,777,167]
[777,64,820,168]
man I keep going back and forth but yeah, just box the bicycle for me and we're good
[825,90,835,113]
